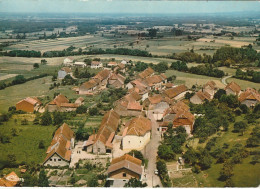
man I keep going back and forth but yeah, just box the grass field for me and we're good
[165,70,225,88]
[186,116,260,187]
[0,117,56,165]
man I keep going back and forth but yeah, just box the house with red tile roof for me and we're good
[190,90,211,104]
[83,110,120,154]
[239,88,260,107]
[16,97,42,113]
[91,61,103,69]
[203,81,218,98]
[43,123,75,167]
[46,94,79,112]
[108,73,126,88]
[0,172,20,187]
[138,67,155,79]
[164,84,188,100]
[122,116,151,151]
[107,154,143,187]
[225,81,241,96]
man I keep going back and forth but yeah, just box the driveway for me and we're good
[141,111,162,187]
[221,75,232,85]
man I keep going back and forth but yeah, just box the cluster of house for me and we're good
[59,57,128,80]
[78,65,126,95]
[190,80,260,107]
[15,94,84,113]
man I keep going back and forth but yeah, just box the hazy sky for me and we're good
[0,0,260,14]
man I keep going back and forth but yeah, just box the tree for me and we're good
[158,144,175,160]
[219,161,234,181]
[76,105,88,114]
[87,175,98,187]
[124,178,147,187]
[38,170,49,187]
[214,89,226,100]
[33,63,39,69]
[12,75,26,85]
[11,128,18,136]
[89,107,99,116]
[40,111,52,126]
[52,112,64,125]
[23,173,38,186]
[74,67,80,78]
[148,29,157,38]
[38,140,45,149]
[7,154,16,167]
[233,121,247,135]
[128,150,144,163]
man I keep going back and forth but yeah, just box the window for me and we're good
[123,173,126,177]
[140,141,141,143]
[54,159,56,162]
[58,159,61,161]
[128,141,130,144]
[98,148,100,152]
[50,158,52,161]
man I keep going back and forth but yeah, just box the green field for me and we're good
[186,116,260,187]
[165,69,225,88]
[0,117,56,165]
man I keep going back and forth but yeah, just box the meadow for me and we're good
[185,116,260,187]
[0,117,56,165]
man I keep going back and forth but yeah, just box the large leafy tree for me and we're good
[38,170,49,187]
[124,178,147,187]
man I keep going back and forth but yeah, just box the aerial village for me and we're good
[1,55,259,188]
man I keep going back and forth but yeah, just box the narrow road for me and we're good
[142,111,162,187]
[221,75,232,85]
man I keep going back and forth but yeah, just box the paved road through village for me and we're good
[142,111,162,187]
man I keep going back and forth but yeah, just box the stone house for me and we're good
[74,62,86,68]
[91,61,103,69]
[122,116,151,151]
[63,57,74,66]
[46,94,78,112]
[173,110,195,135]
[203,81,218,98]
[78,79,98,94]
[16,97,42,113]
[108,73,126,88]
[107,154,143,187]
[225,81,241,96]
[239,88,260,107]
[151,101,170,121]
[58,67,72,79]
[83,110,120,154]
[75,97,85,105]
[160,101,190,132]
[107,61,118,68]
[190,90,211,104]
[43,123,75,167]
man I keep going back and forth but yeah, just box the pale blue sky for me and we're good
[0,0,259,14]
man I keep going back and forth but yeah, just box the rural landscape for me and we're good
[0,0,260,188]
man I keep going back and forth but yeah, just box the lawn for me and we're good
[0,76,52,112]
[187,116,260,187]
[0,117,56,165]
[165,69,225,88]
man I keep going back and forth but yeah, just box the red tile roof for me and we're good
[108,154,142,176]
[138,67,154,79]
[225,81,241,95]
[125,116,151,136]
[0,172,19,187]
[164,85,188,99]
[127,101,143,111]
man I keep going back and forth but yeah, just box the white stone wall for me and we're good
[122,132,151,151]
[226,88,236,96]
[141,92,149,101]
